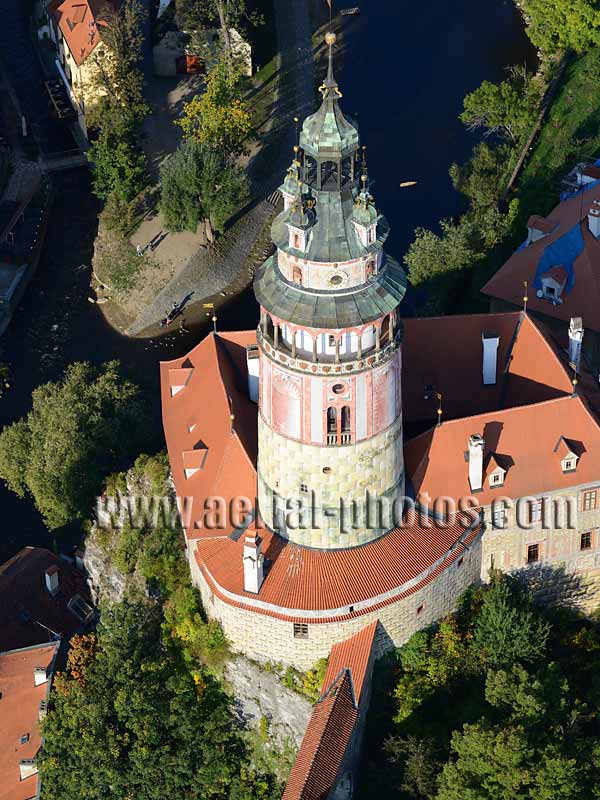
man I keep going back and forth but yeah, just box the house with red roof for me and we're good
[47,0,117,131]
[0,641,59,800]
[482,167,600,371]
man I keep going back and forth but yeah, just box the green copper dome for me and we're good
[299,37,359,159]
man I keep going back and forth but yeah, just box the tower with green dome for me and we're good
[254,32,407,548]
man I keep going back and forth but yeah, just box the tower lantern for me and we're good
[254,33,407,548]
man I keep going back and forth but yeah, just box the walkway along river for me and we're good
[0,1,535,561]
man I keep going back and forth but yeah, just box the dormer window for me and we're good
[489,469,505,488]
[538,266,567,304]
[554,436,580,473]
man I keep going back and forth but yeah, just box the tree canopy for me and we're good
[460,66,543,145]
[521,0,600,53]
[39,599,277,800]
[358,574,600,799]
[0,361,150,529]
[177,58,253,158]
[159,140,249,233]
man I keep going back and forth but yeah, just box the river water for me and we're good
[0,1,535,560]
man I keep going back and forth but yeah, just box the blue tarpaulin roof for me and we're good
[533,222,583,294]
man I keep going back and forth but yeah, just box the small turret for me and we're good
[243,532,264,593]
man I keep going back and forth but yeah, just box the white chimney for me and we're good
[482,332,499,385]
[589,201,600,239]
[246,345,259,403]
[468,434,485,493]
[568,317,584,372]
[34,667,48,687]
[45,565,59,597]
[243,532,264,594]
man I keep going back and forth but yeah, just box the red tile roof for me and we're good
[50,0,114,66]
[282,622,378,800]
[0,642,59,800]
[0,548,92,652]
[322,620,378,703]
[405,393,600,510]
[283,671,358,800]
[482,183,600,332]
[402,312,573,427]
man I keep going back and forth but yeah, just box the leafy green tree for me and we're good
[88,0,149,129]
[177,57,253,157]
[89,117,146,201]
[384,735,440,799]
[461,67,542,144]
[159,140,249,234]
[449,142,513,212]
[473,577,550,668]
[40,599,276,800]
[403,218,483,286]
[191,0,263,65]
[0,361,150,529]
[521,0,600,53]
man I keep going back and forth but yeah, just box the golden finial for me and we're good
[523,280,528,313]
[325,31,337,46]
[437,393,443,426]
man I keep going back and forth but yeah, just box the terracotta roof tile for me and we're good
[282,671,358,800]
[0,642,59,800]
[51,0,114,66]
[0,548,92,652]
[322,620,378,703]
[483,183,600,332]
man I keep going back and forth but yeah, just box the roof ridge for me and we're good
[405,310,521,324]
[406,392,581,448]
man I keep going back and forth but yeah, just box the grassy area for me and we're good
[516,47,600,216]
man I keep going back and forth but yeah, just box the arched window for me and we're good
[341,157,352,186]
[293,233,300,249]
[366,260,375,280]
[293,265,303,285]
[341,407,351,444]
[326,407,337,445]
[305,156,317,186]
[265,314,275,340]
[321,161,339,189]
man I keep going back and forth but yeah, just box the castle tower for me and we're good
[255,33,407,548]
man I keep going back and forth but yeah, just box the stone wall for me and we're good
[189,535,482,670]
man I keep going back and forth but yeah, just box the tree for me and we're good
[177,58,253,158]
[473,577,550,668]
[384,735,440,799]
[403,217,483,286]
[159,140,249,234]
[461,66,542,144]
[39,599,276,800]
[449,142,513,212]
[521,0,600,53]
[88,116,146,201]
[88,0,149,129]
[190,0,263,66]
[0,361,150,529]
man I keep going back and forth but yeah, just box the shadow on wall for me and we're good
[513,562,595,610]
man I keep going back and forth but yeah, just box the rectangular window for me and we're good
[293,623,308,639]
[529,498,542,523]
[491,506,507,528]
[581,531,592,551]
[583,490,598,511]
[328,335,336,347]
[527,543,540,563]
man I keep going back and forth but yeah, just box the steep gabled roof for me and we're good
[50,0,114,66]
[282,623,378,800]
[482,182,600,332]
[0,641,59,800]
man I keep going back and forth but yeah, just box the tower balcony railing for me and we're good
[257,325,401,377]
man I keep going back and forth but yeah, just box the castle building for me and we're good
[160,36,600,671]
[482,163,600,371]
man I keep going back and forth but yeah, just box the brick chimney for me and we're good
[45,565,59,597]
[588,200,600,239]
[34,667,48,687]
[468,434,485,493]
[243,532,264,594]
